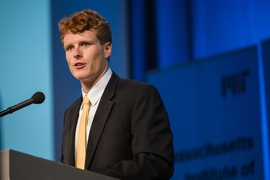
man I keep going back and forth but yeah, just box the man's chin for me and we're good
[72,73,87,81]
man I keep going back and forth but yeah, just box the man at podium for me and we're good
[58,9,174,179]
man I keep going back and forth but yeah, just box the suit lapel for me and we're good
[66,97,82,166]
[85,72,119,169]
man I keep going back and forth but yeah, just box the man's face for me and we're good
[63,30,112,85]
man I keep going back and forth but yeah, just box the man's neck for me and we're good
[81,67,109,93]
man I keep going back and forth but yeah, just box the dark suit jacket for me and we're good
[61,72,174,179]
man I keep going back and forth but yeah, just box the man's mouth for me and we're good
[74,63,86,68]
[75,63,84,66]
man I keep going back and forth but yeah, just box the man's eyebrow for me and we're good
[64,43,73,49]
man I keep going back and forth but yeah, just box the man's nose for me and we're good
[73,47,82,59]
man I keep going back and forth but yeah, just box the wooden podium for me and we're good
[0,149,119,180]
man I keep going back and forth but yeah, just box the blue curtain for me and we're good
[129,0,270,81]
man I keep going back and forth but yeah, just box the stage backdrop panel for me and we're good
[262,39,270,179]
[147,46,265,179]
[0,1,53,160]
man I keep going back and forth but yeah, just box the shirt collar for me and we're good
[81,68,112,106]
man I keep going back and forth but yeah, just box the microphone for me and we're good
[0,91,45,117]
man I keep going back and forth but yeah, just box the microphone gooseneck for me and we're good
[0,91,45,117]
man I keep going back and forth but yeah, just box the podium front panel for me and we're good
[0,149,119,180]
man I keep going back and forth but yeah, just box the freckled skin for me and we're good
[63,30,112,93]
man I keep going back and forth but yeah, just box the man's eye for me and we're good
[82,43,90,47]
[66,46,73,51]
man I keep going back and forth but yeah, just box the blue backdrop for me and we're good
[148,45,269,179]
[0,0,269,179]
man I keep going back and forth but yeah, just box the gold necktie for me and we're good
[76,96,90,169]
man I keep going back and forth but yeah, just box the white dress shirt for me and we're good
[75,68,112,156]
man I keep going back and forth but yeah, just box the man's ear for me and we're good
[105,42,112,58]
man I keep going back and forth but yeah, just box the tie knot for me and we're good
[83,96,90,105]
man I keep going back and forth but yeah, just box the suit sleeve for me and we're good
[91,84,174,180]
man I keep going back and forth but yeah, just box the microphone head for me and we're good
[31,91,45,104]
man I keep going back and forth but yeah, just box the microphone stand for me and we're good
[0,92,45,118]
[0,99,33,117]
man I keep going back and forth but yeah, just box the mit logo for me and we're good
[222,70,250,97]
